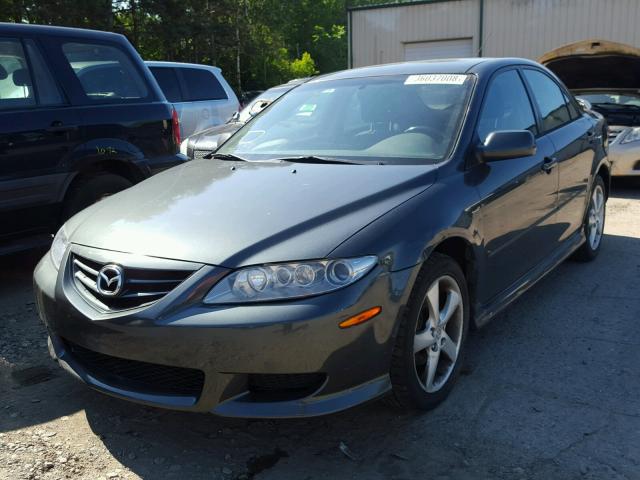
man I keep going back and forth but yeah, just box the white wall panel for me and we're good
[351,0,640,67]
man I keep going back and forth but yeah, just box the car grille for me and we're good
[193,149,210,160]
[71,254,195,312]
[608,126,626,143]
[62,339,205,398]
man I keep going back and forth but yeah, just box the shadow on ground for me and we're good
[1,190,639,479]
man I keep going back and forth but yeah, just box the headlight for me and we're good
[50,226,69,270]
[204,256,378,304]
[179,138,189,156]
[621,127,640,144]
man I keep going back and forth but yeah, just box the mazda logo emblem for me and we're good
[96,264,124,297]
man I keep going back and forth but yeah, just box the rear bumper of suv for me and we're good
[147,153,189,175]
[34,247,414,418]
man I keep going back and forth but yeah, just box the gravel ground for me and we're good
[1,180,639,480]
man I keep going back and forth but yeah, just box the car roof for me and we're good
[310,57,543,82]
[0,22,125,41]
[145,61,222,73]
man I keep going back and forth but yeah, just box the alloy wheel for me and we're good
[413,275,464,393]
[588,184,605,250]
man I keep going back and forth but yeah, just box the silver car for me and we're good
[146,61,239,140]
[541,39,640,177]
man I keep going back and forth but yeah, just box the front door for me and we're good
[473,68,560,303]
[0,36,80,244]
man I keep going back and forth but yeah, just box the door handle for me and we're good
[46,121,78,133]
[542,156,558,173]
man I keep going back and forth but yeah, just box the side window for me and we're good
[62,42,148,102]
[149,67,182,103]
[523,69,572,133]
[24,39,65,106]
[181,68,228,101]
[0,38,35,110]
[477,70,537,143]
[564,92,582,120]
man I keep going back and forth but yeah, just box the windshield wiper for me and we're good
[204,152,247,161]
[273,155,363,165]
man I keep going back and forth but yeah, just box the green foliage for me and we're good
[0,0,384,93]
[290,52,318,78]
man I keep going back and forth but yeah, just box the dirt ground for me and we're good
[1,180,639,480]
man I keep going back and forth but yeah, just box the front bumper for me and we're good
[34,246,416,418]
[609,134,640,176]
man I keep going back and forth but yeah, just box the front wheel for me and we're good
[390,253,469,411]
[574,175,606,262]
[62,174,133,221]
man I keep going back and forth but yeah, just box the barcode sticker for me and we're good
[404,74,467,85]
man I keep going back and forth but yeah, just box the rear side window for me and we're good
[149,67,182,102]
[62,42,148,102]
[180,68,227,101]
[24,39,65,106]
[523,69,572,133]
[564,92,582,120]
[0,39,35,110]
[477,69,537,143]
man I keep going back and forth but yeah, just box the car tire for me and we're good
[63,174,133,220]
[573,175,606,262]
[389,252,470,411]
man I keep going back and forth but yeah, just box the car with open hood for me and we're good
[541,39,640,177]
[34,58,609,418]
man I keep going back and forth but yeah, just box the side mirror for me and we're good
[576,97,592,112]
[231,111,240,122]
[477,130,536,161]
[249,99,271,117]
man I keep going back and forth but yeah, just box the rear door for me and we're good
[0,36,80,244]
[522,68,594,239]
[474,68,559,302]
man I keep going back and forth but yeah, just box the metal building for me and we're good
[348,0,640,68]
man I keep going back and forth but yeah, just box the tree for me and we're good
[0,0,387,92]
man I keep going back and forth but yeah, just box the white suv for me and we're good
[147,61,239,139]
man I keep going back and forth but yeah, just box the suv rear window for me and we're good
[149,67,182,102]
[62,42,148,102]
[181,68,227,101]
[0,39,35,110]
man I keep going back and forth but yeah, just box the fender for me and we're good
[56,138,149,203]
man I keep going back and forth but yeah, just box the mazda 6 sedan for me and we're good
[34,58,609,418]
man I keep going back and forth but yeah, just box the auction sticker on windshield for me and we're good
[404,74,467,85]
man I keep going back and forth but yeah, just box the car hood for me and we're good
[67,159,437,267]
[189,123,242,152]
[539,39,640,89]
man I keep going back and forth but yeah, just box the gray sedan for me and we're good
[34,58,608,418]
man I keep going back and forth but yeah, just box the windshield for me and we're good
[577,91,640,107]
[219,74,475,164]
[237,86,292,123]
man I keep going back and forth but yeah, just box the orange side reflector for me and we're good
[339,306,382,329]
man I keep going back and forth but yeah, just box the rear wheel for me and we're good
[390,253,469,411]
[62,174,132,220]
[574,175,606,262]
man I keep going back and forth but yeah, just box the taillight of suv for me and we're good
[171,108,181,151]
